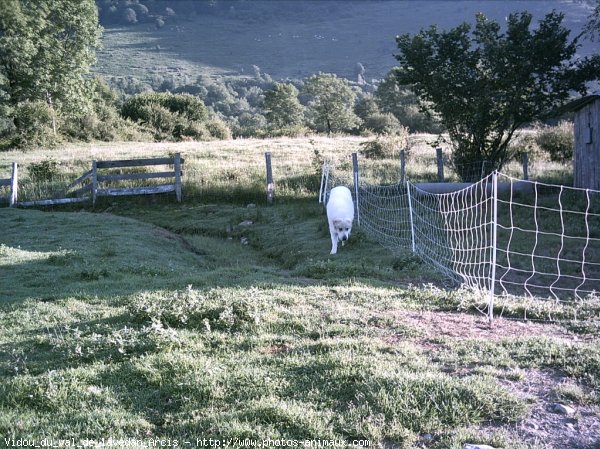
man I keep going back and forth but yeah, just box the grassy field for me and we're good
[0,137,598,448]
[94,1,595,82]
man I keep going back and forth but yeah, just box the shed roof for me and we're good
[563,91,600,112]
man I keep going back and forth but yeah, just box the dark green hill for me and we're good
[94,0,595,83]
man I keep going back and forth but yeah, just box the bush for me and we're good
[12,100,59,149]
[122,92,208,123]
[362,112,405,135]
[359,134,409,159]
[205,118,232,140]
[28,159,60,182]
[120,92,229,141]
[535,121,574,164]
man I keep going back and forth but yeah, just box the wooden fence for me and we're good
[6,154,183,207]
[0,163,18,206]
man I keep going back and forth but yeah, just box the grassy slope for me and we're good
[0,136,596,447]
[94,1,594,82]
[1,195,599,447]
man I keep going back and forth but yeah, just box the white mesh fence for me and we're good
[495,173,600,301]
[321,162,600,320]
[408,175,495,290]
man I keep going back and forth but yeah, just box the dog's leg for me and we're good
[330,228,338,255]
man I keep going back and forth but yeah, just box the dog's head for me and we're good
[332,218,353,243]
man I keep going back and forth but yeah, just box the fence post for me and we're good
[436,148,444,182]
[352,152,360,226]
[488,171,499,324]
[9,162,18,207]
[522,153,529,181]
[319,162,329,204]
[265,152,274,205]
[400,149,406,184]
[91,160,98,206]
[174,152,182,202]
[406,180,416,254]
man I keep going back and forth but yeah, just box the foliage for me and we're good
[584,0,600,41]
[374,72,441,133]
[120,92,225,141]
[359,134,409,159]
[0,0,102,145]
[27,159,60,183]
[303,73,361,135]
[535,121,574,164]
[395,11,600,181]
[262,82,305,129]
[12,101,58,149]
[62,78,150,143]
[362,112,406,136]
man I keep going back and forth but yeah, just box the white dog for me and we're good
[327,186,354,255]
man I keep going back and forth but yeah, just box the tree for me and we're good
[303,73,361,135]
[584,0,600,41]
[394,11,600,179]
[262,82,304,129]
[0,0,101,139]
[374,71,441,133]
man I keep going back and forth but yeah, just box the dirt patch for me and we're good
[383,310,599,449]
[504,369,600,449]
[388,310,575,342]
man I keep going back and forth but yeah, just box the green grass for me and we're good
[1,195,598,447]
[0,136,596,447]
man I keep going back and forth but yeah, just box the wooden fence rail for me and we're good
[5,154,183,208]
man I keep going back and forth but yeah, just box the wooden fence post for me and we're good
[265,152,274,204]
[91,160,98,206]
[522,153,529,181]
[9,162,17,207]
[436,148,444,182]
[400,149,406,184]
[174,153,182,202]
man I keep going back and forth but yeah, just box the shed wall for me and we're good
[574,98,600,190]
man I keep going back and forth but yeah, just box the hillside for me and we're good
[94,0,596,83]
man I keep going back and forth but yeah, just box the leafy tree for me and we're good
[584,0,600,41]
[303,73,361,135]
[0,0,102,140]
[374,71,441,133]
[262,82,304,129]
[395,11,600,179]
[354,94,380,121]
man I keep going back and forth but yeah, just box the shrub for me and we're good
[12,100,59,148]
[122,92,208,123]
[535,121,574,164]
[205,118,232,140]
[362,112,405,135]
[120,92,227,141]
[359,134,409,159]
[28,159,60,182]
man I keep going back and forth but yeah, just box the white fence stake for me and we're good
[406,180,416,254]
[352,153,360,226]
[488,171,499,323]
[9,162,18,207]
[319,162,328,204]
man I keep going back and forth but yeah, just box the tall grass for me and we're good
[0,134,572,205]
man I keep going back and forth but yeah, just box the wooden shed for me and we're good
[568,92,600,189]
